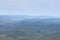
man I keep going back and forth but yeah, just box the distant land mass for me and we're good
[0,15,59,20]
[0,15,60,40]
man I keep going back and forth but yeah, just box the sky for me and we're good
[0,0,60,16]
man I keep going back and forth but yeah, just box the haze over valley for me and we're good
[0,15,60,40]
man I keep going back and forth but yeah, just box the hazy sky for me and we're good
[0,0,60,16]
